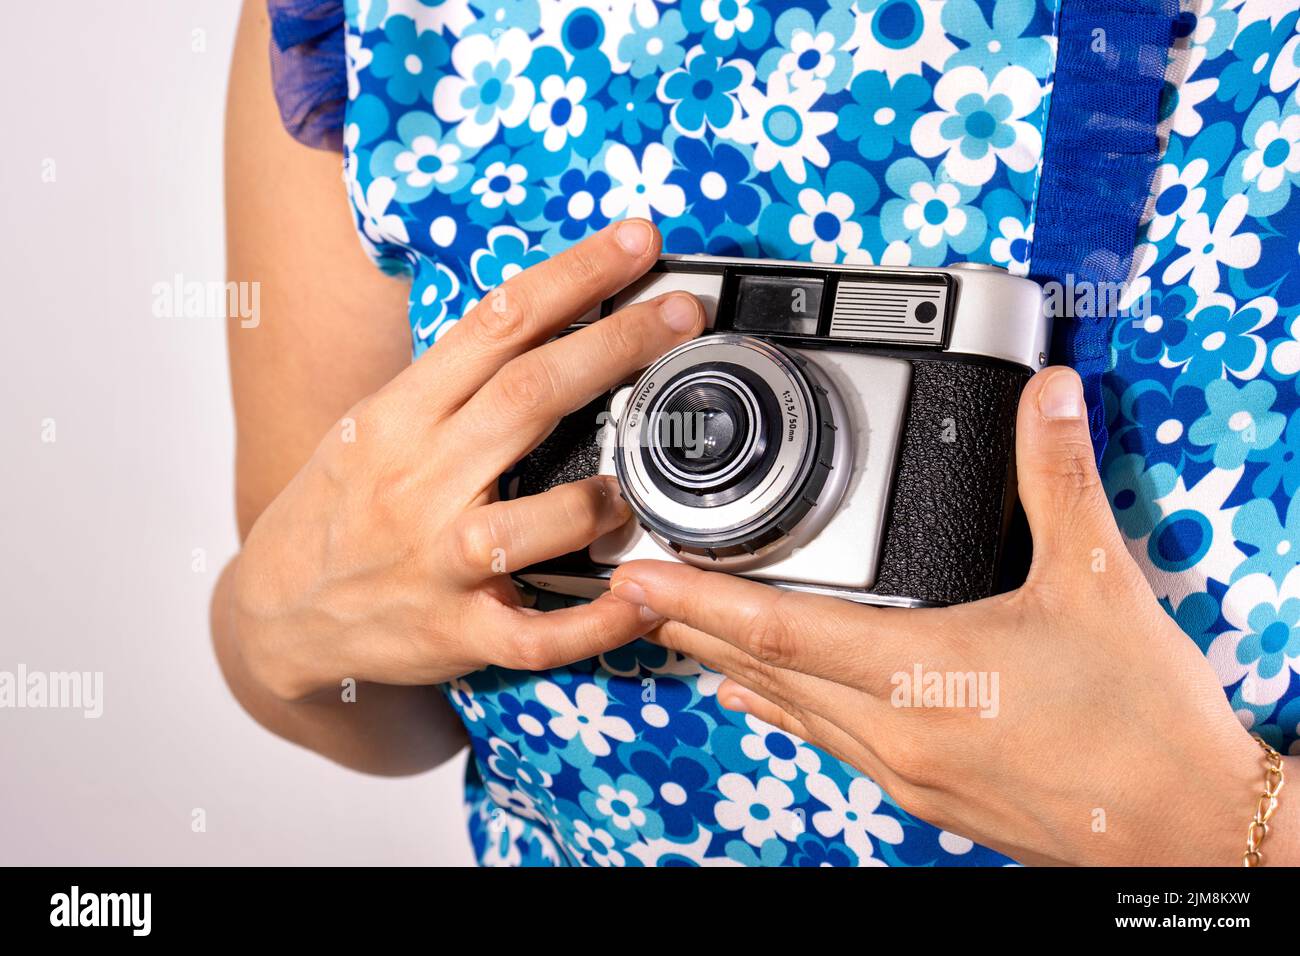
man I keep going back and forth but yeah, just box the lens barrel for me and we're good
[614,334,839,561]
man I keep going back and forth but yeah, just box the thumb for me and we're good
[1014,367,1123,586]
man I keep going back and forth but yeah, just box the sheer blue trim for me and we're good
[1030,0,1179,461]
[267,0,346,151]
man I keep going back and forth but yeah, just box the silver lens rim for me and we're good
[614,334,831,550]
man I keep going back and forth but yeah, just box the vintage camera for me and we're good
[502,255,1050,607]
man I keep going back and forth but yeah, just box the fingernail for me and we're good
[616,220,653,257]
[721,695,747,712]
[610,577,647,607]
[1038,369,1084,420]
[660,294,699,333]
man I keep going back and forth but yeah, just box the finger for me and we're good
[453,291,705,483]
[448,476,631,583]
[488,592,662,672]
[649,619,841,714]
[1014,367,1125,585]
[611,560,928,687]
[405,219,662,418]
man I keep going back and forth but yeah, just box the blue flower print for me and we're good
[660,50,745,136]
[757,7,856,94]
[618,9,688,78]
[463,0,541,37]
[1249,407,1300,499]
[941,0,1054,77]
[790,832,857,867]
[1216,12,1300,114]
[683,0,773,56]
[1237,598,1300,686]
[1103,453,1178,539]
[521,46,607,159]
[409,257,461,343]
[881,157,986,265]
[839,70,930,162]
[761,161,881,263]
[604,73,664,145]
[370,111,474,202]
[1165,301,1270,385]
[464,145,547,224]
[340,0,1300,868]
[1115,379,1208,471]
[368,15,450,105]
[1188,378,1287,470]
[622,744,717,840]
[1233,497,1300,584]
[1223,95,1300,218]
[435,29,536,148]
[469,224,547,289]
[912,64,1044,187]
[494,689,570,772]
[667,138,762,230]
[541,167,612,245]
[577,765,665,844]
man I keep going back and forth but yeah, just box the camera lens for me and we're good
[653,378,754,479]
[614,334,842,562]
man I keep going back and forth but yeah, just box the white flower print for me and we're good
[593,783,648,835]
[394,135,465,192]
[528,74,590,151]
[788,188,873,263]
[1208,569,1300,708]
[434,29,536,148]
[600,142,686,219]
[447,677,484,722]
[471,160,528,210]
[571,820,625,867]
[714,773,803,846]
[901,179,969,251]
[1143,158,1210,242]
[776,28,838,88]
[344,30,372,101]
[730,72,836,184]
[1163,194,1262,295]
[848,0,955,83]
[534,681,635,757]
[1242,112,1300,193]
[351,175,410,246]
[626,828,744,867]
[1160,46,1215,139]
[989,217,1033,274]
[912,65,1044,186]
[701,0,758,42]
[807,773,903,866]
[738,715,822,781]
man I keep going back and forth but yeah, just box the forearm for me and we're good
[210,558,467,776]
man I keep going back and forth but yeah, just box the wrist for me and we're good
[230,548,341,702]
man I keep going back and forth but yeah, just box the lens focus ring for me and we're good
[614,334,838,559]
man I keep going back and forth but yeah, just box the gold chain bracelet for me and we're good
[1242,734,1286,867]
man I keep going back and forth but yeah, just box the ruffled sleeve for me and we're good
[267,0,346,151]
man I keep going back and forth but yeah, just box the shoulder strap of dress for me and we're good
[267,0,346,151]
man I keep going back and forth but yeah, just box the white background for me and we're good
[0,2,473,865]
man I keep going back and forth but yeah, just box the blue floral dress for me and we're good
[267,0,1300,865]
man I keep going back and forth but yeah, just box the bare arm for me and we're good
[214,0,465,775]
[213,3,702,778]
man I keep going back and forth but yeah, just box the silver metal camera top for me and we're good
[593,254,1050,372]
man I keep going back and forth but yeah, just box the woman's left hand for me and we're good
[608,367,1267,866]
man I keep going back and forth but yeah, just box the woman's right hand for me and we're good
[231,220,703,700]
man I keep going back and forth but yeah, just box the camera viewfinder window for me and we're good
[733,275,822,336]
